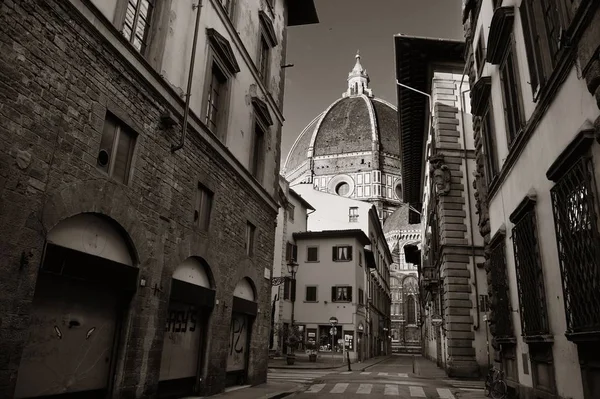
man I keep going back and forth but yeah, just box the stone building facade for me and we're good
[463,1,600,398]
[0,0,317,397]
[394,35,490,377]
[384,205,421,353]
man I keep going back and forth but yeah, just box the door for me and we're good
[15,274,119,398]
[226,312,250,386]
[159,302,202,383]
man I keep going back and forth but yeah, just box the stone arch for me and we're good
[41,179,149,265]
[233,277,257,302]
[173,256,215,289]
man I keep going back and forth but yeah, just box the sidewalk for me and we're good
[412,355,448,379]
[188,381,302,399]
[268,353,391,371]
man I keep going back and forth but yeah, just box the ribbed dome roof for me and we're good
[284,96,398,174]
[283,53,400,176]
[383,203,420,233]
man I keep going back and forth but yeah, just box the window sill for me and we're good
[523,334,553,344]
[303,300,318,303]
[331,301,351,304]
[333,260,353,263]
[305,260,320,263]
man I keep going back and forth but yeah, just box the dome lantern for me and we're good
[343,51,373,98]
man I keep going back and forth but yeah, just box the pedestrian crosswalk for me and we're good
[267,369,334,384]
[304,383,456,398]
[339,371,409,377]
[442,379,485,392]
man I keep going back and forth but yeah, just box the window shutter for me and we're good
[291,279,296,302]
[332,247,337,261]
[348,287,353,302]
[331,286,336,302]
[347,246,352,261]
[283,278,290,300]
[292,244,298,262]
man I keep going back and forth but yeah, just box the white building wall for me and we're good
[472,2,600,398]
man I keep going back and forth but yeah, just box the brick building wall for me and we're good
[0,0,277,397]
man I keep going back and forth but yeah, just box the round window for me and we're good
[395,183,402,200]
[336,182,350,196]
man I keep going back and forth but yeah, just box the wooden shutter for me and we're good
[291,279,296,302]
[286,242,292,260]
[331,286,336,302]
[347,246,352,261]
[292,244,298,262]
[283,278,290,300]
[348,287,353,302]
[332,247,337,261]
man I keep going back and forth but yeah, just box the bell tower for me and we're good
[343,51,373,98]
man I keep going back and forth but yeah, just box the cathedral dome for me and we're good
[283,53,400,177]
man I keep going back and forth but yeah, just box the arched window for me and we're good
[406,295,416,324]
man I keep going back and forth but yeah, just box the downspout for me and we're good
[458,55,480,330]
[172,1,203,153]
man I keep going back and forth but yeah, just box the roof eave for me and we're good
[286,0,319,26]
[394,35,465,206]
[289,188,315,210]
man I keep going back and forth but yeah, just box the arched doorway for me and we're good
[158,257,215,398]
[14,213,138,399]
[226,278,257,387]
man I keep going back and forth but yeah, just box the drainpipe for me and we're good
[172,1,203,153]
[458,55,480,330]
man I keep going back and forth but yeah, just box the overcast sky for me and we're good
[281,0,464,161]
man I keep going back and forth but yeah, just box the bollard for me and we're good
[347,350,352,371]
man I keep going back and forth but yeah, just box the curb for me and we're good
[359,355,393,371]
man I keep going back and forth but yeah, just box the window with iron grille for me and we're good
[499,39,524,146]
[510,199,550,337]
[550,156,600,336]
[122,0,154,53]
[489,233,514,339]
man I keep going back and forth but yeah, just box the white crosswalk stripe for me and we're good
[340,371,352,375]
[305,383,325,393]
[330,383,348,393]
[378,372,389,376]
[442,379,485,391]
[437,387,455,398]
[267,369,333,384]
[360,371,371,375]
[304,383,456,397]
[398,373,408,377]
[384,384,399,395]
[409,386,426,397]
[356,383,372,394]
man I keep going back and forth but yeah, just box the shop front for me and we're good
[14,213,138,399]
[158,257,215,398]
[226,278,257,387]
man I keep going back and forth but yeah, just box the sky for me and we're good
[281,0,464,162]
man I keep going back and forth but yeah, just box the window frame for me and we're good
[245,221,256,257]
[349,206,359,222]
[249,116,267,182]
[332,245,353,262]
[97,112,136,185]
[498,36,524,147]
[331,285,352,303]
[305,285,318,302]
[287,203,295,222]
[306,246,319,263]
[194,183,214,231]
[118,0,155,54]
[202,54,231,142]
[482,102,499,184]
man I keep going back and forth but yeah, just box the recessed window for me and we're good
[97,113,136,185]
[482,103,499,184]
[349,207,359,222]
[250,119,266,182]
[499,40,524,146]
[332,245,352,262]
[245,222,256,256]
[305,286,317,302]
[286,242,297,262]
[288,203,295,222]
[307,246,319,262]
[122,0,154,53]
[258,36,270,84]
[358,288,364,305]
[336,182,350,196]
[331,286,352,302]
[194,184,213,230]
[205,63,227,135]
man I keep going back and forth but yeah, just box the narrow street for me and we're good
[268,355,485,399]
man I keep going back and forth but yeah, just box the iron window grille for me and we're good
[489,234,514,339]
[511,202,550,337]
[550,156,600,337]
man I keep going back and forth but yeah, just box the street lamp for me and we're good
[287,260,299,353]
